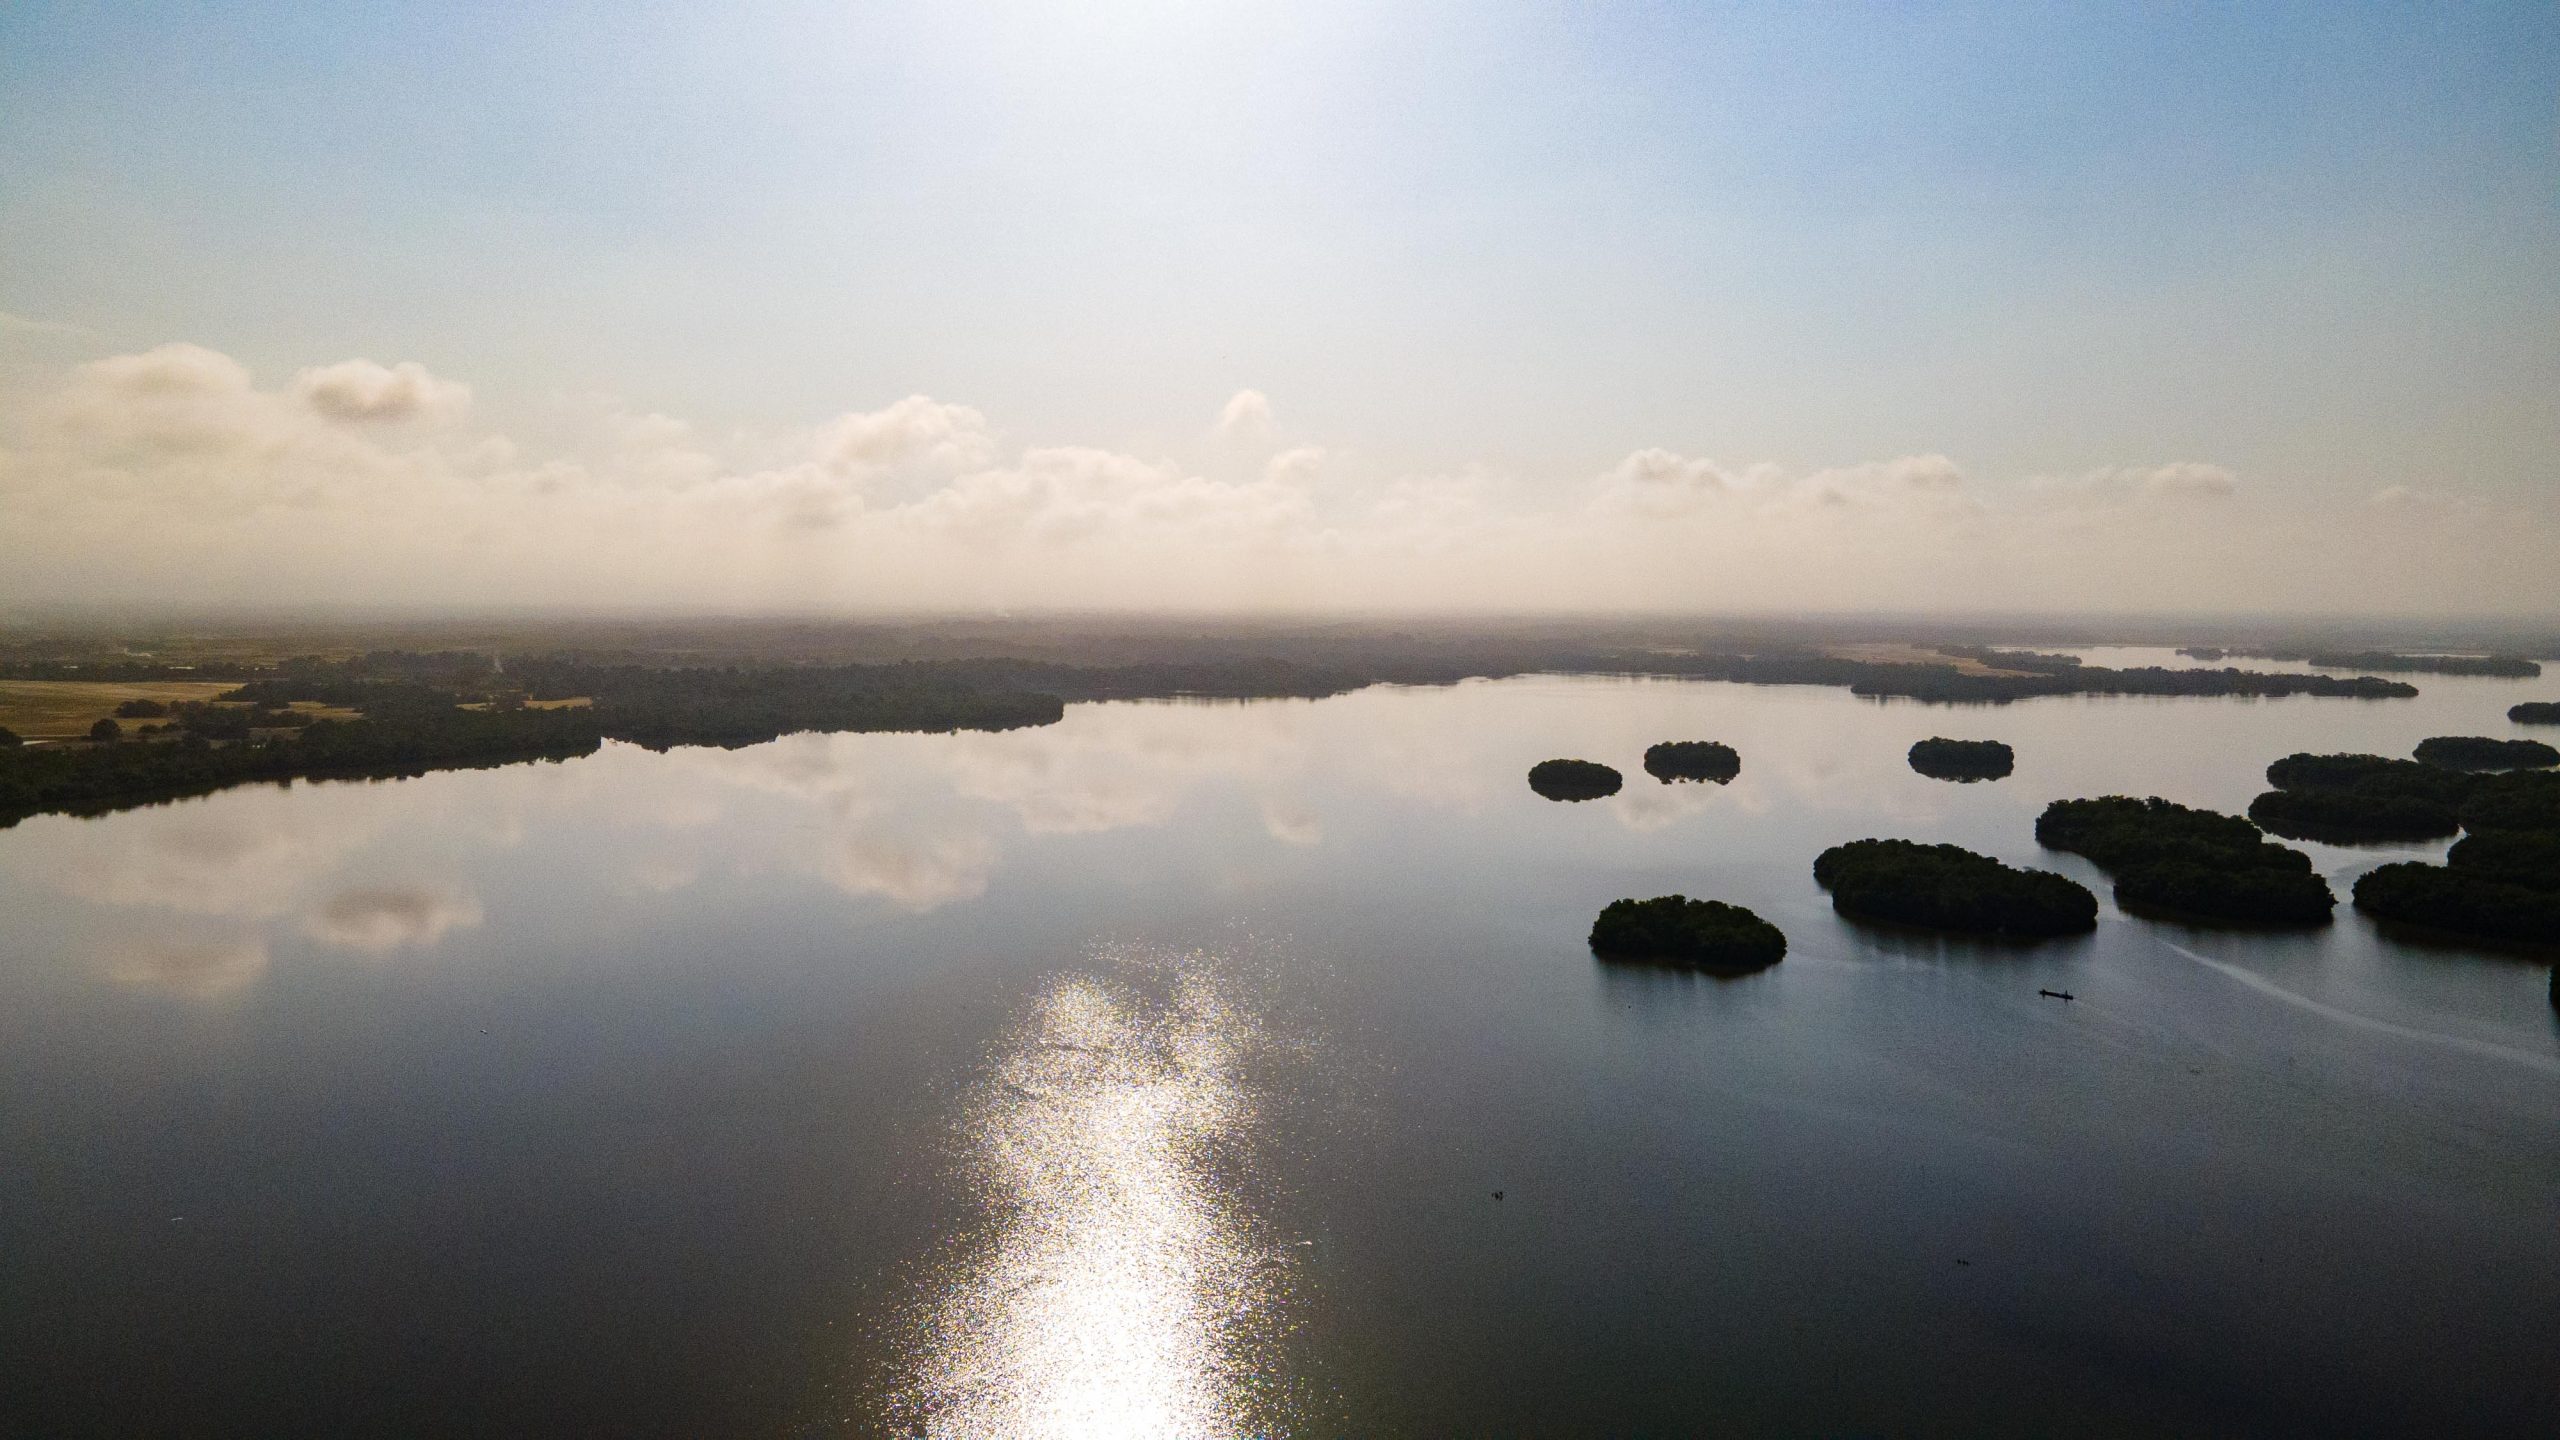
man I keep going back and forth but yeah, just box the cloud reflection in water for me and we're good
[893,961,1294,1438]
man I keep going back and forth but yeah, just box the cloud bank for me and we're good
[0,341,2549,617]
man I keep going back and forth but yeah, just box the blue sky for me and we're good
[1,2,2553,613]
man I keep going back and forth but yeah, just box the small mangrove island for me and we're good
[2351,773,2560,948]
[1813,839,2096,937]
[2510,702,2560,726]
[2353,864,2560,949]
[2037,796,2336,925]
[2413,736,2560,772]
[2247,752,2473,843]
[1529,758,1624,801]
[1907,737,2014,782]
[1589,895,1786,969]
[1642,741,1739,784]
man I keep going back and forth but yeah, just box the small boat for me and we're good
[2038,988,2075,1002]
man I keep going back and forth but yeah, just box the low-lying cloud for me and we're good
[0,341,2549,616]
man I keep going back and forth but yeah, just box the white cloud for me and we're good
[819,394,995,472]
[1213,388,1273,443]
[2,339,2551,618]
[293,359,471,423]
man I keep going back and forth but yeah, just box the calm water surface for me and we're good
[4,651,2556,1437]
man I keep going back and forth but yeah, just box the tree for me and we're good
[89,717,122,744]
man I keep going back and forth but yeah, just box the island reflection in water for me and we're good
[4,657,2558,1436]
[890,958,1294,1439]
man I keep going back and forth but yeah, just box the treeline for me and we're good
[0,709,601,826]
[0,659,268,682]
[1908,737,2013,781]
[2352,770,2560,948]
[2247,741,2558,844]
[1813,839,2095,937]
[2180,648,2542,678]
[2037,796,2336,925]
[1643,655,2415,704]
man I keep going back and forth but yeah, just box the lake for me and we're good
[4,649,2555,1437]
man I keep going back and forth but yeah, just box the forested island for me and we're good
[2037,796,2335,925]
[1589,895,1786,969]
[2352,773,2560,948]
[1528,759,1624,801]
[1907,737,2014,781]
[2511,702,2560,725]
[1812,839,2095,936]
[2247,753,2473,842]
[2178,648,2542,678]
[1642,741,1739,783]
[2412,736,2560,771]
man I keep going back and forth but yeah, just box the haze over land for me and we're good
[3,2,2554,618]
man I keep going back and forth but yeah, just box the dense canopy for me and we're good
[1642,741,1739,784]
[2247,752,2472,842]
[2510,702,2560,726]
[2352,771,2560,949]
[2461,771,2560,835]
[1813,839,2095,936]
[2413,736,2560,772]
[1528,758,1624,801]
[2353,864,2560,948]
[1907,738,2014,782]
[2037,796,2335,925]
[1588,895,1786,969]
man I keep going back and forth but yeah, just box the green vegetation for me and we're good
[2353,864,2559,948]
[2414,736,2560,771]
[87,718,120,744]
[2351,772,2560,949]
[0,651,1084,826]
[0,709,603,825]
[1528,758,1623,801]
[2193,649,2541,678]
[112,698,168,718]
[0,725,20,748]
[1642,741,1738,783]
[1589,895,1786,969]
[1907,737,2013,781]
[2445,830,2560,890]
[2247,753,2471,842]
[0,623,2453,825]
[2037,796,2335,925]
[1812,839,2096,936]
[2512,702,2560,725]
[2462,771,2560,834]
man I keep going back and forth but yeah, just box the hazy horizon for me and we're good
[4,2,2554,618]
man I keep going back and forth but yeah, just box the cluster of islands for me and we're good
[1561,730,2559,1005]
[3,629,2552,999]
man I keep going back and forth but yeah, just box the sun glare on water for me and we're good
[891,961,1292,1437]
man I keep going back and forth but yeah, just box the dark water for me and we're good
[4,650,2556,1437]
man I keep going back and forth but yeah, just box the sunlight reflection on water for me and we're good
[891,957,1292,1438]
